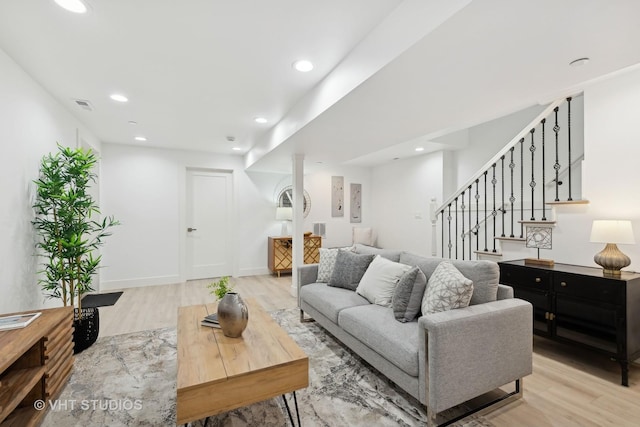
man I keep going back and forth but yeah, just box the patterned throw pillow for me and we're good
[317,248,340,283]
[328,250,375,291]
[422,262,474,315]
[392,266,427,322]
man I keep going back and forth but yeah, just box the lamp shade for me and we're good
[275,207,293,221]
[590,220,635,244]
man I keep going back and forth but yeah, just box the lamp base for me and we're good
[525,258,555,267]
[281,221,289,236]
[594,243,630,277]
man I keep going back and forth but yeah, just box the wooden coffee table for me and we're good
[176,298,308,425]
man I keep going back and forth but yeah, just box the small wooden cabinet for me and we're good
[0,307,74,426]
[268,235,322,276]
[499,260,640,386]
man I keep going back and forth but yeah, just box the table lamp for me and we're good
[276,207,293,236]
[590,220,635,277]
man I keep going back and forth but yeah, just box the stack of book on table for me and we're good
[201,312,220,328]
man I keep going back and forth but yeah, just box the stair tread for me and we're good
[546,199,589,205]
[494,236,526,241]
[474,250,503,256]
[518,220,556,225]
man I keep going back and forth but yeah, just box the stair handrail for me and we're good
[436,97,567,215]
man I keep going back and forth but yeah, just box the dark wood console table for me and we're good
[499,259,640,386]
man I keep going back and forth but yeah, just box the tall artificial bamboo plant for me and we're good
[32,144,118,312]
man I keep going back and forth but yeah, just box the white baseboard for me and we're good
[236,267,271,277]
[100,275,180,291]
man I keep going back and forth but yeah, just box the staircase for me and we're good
[433,96,586,260]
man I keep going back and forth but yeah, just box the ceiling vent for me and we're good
[74,99,93,111]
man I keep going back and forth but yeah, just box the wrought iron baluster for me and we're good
[567,97,573,201]
[447,204,452,259]
[519,138,524,238]
[553,106,560,201]
[475,179,480,252]
[468,187,472,259]
[454,198,458,260]
[509,147,515,238]
[501,155,505,237]
[460,192,466,260]
[529,129,536,221]
[491,164,497,252]
[484,171,488,252]
[541,118,547,220]
[441,211,444,258]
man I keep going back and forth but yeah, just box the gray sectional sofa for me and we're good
[297,244,533,426]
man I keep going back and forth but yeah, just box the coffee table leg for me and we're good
[282,392,301,426]
[293,391,301,426]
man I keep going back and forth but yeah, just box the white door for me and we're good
[186,169,233,280]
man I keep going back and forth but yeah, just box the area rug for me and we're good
[41,308,494,427]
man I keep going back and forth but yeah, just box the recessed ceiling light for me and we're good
[54,0,87,14]
[110,93,129,103]
[415,147,424,152]
[293,60,314,72]
[254,117,268,124]
[134,136,147,142]
[569,57,590,67]
[232,147,242,151]
[128,120,138,125]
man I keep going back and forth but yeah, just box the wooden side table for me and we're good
[0,306,74,425]
[268,235,321,276]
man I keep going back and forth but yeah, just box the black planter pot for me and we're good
[73,307,99,354]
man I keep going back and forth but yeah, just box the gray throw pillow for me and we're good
[328,250,375,291]
[392,267,427,322]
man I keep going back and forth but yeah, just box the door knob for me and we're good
[187,227,197,232]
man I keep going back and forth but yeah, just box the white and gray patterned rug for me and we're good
[41,308,494,427]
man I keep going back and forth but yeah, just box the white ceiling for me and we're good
[1,0,640,173]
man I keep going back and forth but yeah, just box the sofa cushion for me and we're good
[339,304,419,377]
[422,261,474,315]
[356,255,411,306]
[300,283,370,323]
[392,266,427,322]
[328,250,375,291]
[399,252,499,305]
[352,243,402,262]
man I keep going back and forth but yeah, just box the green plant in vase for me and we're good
[32,144,119,352]
[207,276,233,300]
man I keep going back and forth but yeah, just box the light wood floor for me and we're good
[98,274,640,426]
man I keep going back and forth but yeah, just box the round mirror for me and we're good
[277,186,311,218]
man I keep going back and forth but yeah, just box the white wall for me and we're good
[302,166,372,248]
[0,48,101,313]
[100,144,280,289]
[370,151,444,255]
[550,66,640,270]
[100,145,373,288]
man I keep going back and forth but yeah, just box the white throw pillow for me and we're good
[352,227,374,246]
[356,255,411,306]
[422,261,474,315]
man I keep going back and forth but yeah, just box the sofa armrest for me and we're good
[497,283,514,299]
[297,264,319,308]
[418,298,532,413]
[297,264,319,288]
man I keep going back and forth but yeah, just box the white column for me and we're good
[291,153,305,298]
